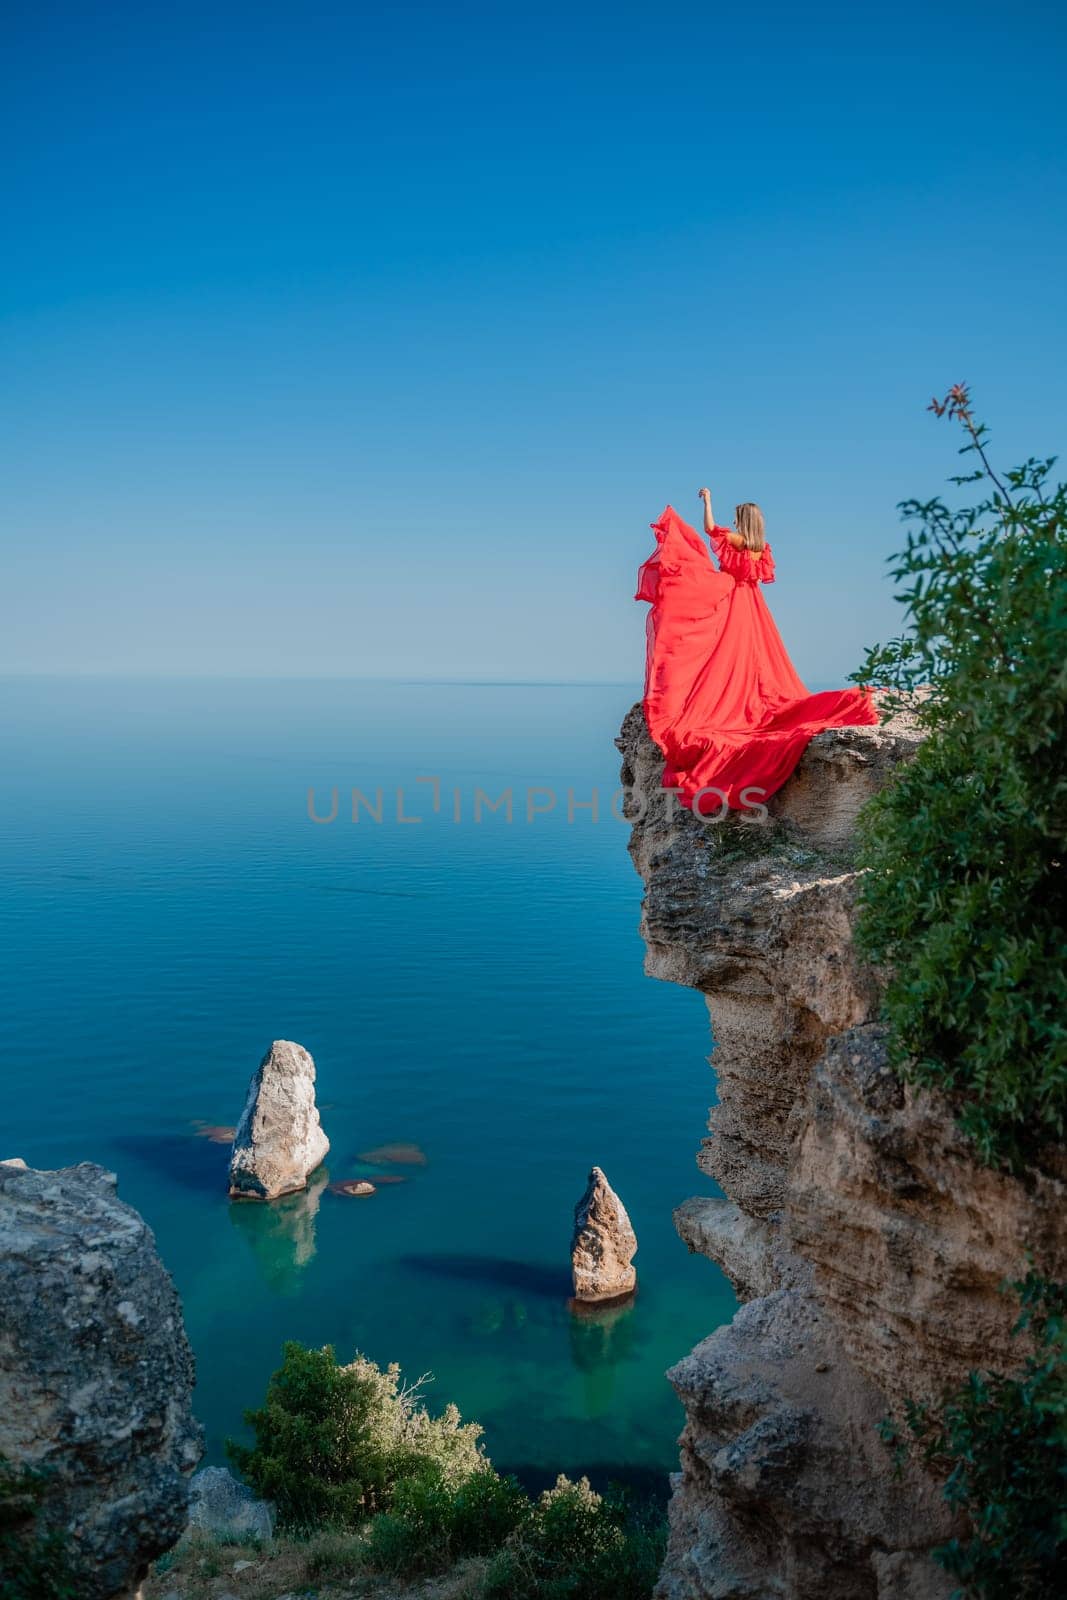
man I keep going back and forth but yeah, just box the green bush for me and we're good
[363,1463,529,1575]
[0,1458,78,1600]
[226,1341,487,1531]
[482,1474,667,1600]
[363,1463,665,1593]
[882,1272,1067,1598]
[852,386,1067,1164]
[228,1343,666,1595]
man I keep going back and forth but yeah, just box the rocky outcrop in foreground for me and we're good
[618,705,1067,1599]
[228,1039,330,1200]
[0,1159,202,1598]
[571,1166,638,1303]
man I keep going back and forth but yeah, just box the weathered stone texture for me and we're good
[0,1160,202,1598]
[618,702,1064,1599]
[571,1165,638,1302]
[228,1039,329,1201]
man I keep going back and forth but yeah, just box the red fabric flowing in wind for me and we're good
[636,506,877,812]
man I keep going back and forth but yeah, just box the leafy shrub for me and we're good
[229,1343,666,1595]
[363,1463,529,1575]
[363,1465,666,1595]
[226,1341,486,1531]
[852,386,1067,1164]
[882,1272,1067,1598]
[482,1474,666,1600]
[0,1458,78,1600]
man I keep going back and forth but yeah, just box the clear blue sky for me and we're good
[3,1,1065,682]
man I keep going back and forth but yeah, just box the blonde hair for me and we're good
[735,502,765,552]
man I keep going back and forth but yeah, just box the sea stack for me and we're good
[571,1165,638,1303]
[228,1040,329,1200]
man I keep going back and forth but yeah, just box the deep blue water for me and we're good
[0,678,734,1493]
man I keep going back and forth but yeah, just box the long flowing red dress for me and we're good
[635,506,877,813]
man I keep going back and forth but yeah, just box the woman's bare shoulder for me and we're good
[717,526,746,550]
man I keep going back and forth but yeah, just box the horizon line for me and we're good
[0,671,642,689]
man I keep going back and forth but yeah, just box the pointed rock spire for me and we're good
[571,1166,638,1302]
[228,1040,329,1200]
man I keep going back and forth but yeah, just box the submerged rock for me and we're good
[357,1141,428,1166]
[228,1040,329,1200]
[571,1166,638,1303]
[193,1122,237,1144]
[329,1178,376,1197]
[0,1160,202,1598]
[187,1464,273,1544]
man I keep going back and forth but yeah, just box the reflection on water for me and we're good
[466,1296,530,1339]
[229,1168,329,1294]
[568,1294,639,1415]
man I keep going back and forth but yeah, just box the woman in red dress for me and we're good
[635,487,877,815]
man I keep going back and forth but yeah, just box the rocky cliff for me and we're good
[617,705,1067,1600]
[0,1160,202,1598]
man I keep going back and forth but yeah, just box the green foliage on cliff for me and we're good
[480,1474,666,1600]
[227,1341,487,1530]
[366,1468,665,1597]
[0,1459,77,1600]
[226,1342,666,1599]
[363,1462,530,1574]
[882,1271,1067,1599]
[852,387,1067,1164]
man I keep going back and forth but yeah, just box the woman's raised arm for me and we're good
[699,487,745,548]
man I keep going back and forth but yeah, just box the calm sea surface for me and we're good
[0,678,735,1493]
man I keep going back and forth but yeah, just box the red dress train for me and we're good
[635,506,877,812]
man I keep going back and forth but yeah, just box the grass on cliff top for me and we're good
[694,812,854,876]
[143,1527,485,1600]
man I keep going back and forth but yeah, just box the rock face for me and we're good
[0,1160,202,1598]
[187,1465,273,1544]
[228,1040,330,1200]
[617,704,1067,1599]
[571,1166,638,1302]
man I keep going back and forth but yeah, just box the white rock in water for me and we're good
[571,1166,638,1302]
[228,1041,329,1201]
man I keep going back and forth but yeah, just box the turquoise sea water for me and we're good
[0,678,735,1494]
